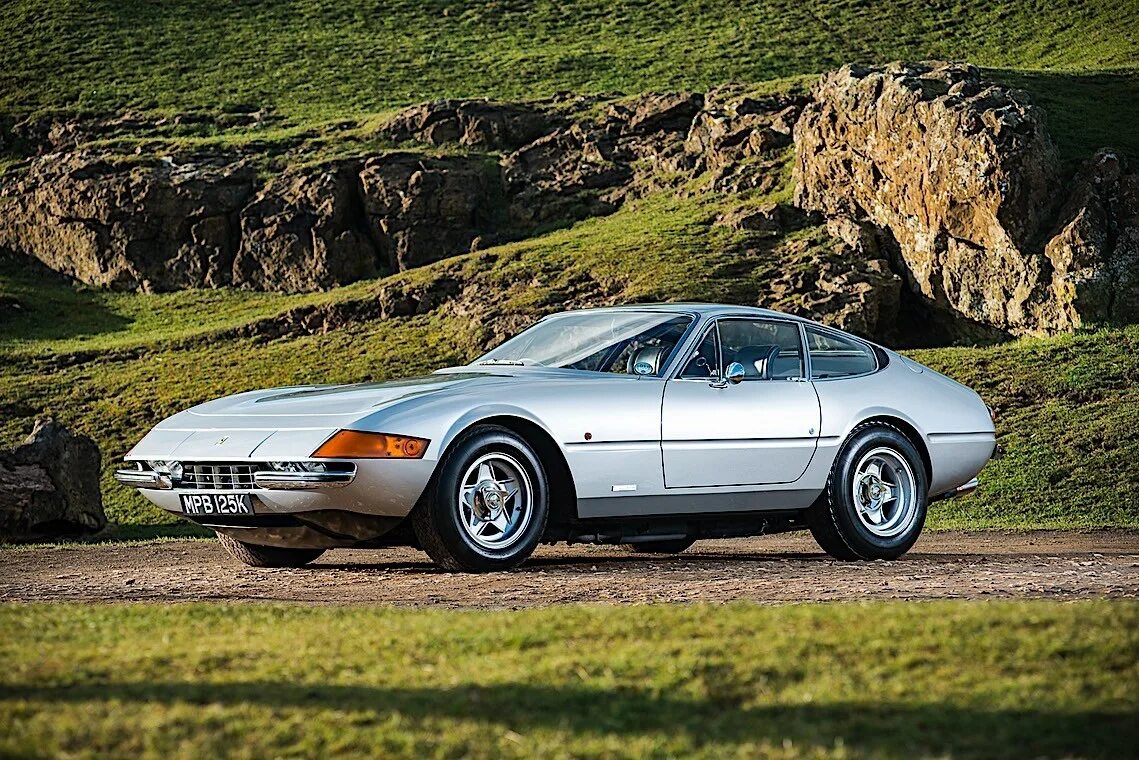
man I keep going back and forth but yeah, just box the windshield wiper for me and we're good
[475,358,546,367]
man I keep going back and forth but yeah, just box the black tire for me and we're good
[412,424,550,572]
[216,532,325,568]
[807,423,929,561]
[624,538,695,554]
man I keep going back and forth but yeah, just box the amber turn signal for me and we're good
[311,430,429,459]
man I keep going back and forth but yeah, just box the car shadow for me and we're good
[4,680,1134,757]
[313,550,838,573]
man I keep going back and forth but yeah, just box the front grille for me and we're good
[179,462,264,490]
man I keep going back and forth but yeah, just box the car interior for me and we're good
[680,319,805,380]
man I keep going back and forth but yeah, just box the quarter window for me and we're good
[718,319,804,380]
[806,327,877,379]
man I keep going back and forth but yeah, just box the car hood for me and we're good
[129,366,622,461]
[186,372,498,418]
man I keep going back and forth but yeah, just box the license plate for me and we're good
[180,493,254,516]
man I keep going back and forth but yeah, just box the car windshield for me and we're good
[473,311,694,377]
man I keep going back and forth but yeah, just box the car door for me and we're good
[661,317,821,488]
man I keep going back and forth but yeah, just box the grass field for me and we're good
[1,600,1136,758]
[2,0,1136,123]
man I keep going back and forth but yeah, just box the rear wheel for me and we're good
[624,538,695,554]
[216,532,325,568]
[807,423,928,560]
[413,425,549,572]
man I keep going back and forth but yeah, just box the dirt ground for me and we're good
[2,530,1137,608]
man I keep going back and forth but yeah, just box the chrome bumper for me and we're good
[114,466,355,491]
[251,470,354,490]
[114,468,172,489]
[933,477,979,501]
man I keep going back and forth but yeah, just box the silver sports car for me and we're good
[116,304,997,571]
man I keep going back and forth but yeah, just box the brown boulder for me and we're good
[359,153,502,271]
[0,152,256,291]
[383,100,559,150]
[794,61,1138,335]
[236,161,380,291]
[0,419,105,541]
[1045,150,1139,325]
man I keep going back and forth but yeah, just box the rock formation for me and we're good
[0,90,806,294]
[0,154,257,290]
[794,61,1139,335]
[0,150,508,292]
[1,63,1135,341]
[0,419,106,541]
[382,99,559,151]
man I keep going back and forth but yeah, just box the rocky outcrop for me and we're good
[382,99,559,151]
[0,89,810,294]
[794,61,1139,335]
[501,90,805,223]
[0,419,105,541]
[360,153,501,270]
[236,161,379,291]
[0,154,257,290]
[0,150,508,292]
[5,65,1133,342]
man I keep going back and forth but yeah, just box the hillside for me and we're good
[1,0,1138,535]
[2,0,1136,122]
[4,220,1139,531]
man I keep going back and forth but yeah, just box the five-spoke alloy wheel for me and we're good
[413,424,549,572]
[458,453,535,552]
[807,424,929,560]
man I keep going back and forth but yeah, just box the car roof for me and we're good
[552,302,808,322]
[547,302,891,351]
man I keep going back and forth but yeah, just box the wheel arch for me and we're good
[853,414,933,485]
[436,411,579,530]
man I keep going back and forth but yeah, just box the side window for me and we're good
[718,319,804,380]
[806,327,877,379]
[680,327,719,379]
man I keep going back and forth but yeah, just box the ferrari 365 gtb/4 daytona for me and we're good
[116,304,997,571]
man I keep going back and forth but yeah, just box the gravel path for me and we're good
[2,530,1137,608]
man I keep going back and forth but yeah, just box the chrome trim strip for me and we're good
[251,469,356,490]
[114,469,172,490]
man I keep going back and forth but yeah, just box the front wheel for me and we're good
[412,425,549,572]
[216,533,325,568]
[807,424,928,560]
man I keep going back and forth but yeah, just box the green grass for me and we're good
[1,600,1135,758]
[2,0,1136,124]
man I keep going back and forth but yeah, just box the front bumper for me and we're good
[114,465,356,491]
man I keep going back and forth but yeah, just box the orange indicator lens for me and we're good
[311,430,429,459]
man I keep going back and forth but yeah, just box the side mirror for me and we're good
[724,362,746,384]
[711,362,747,388]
